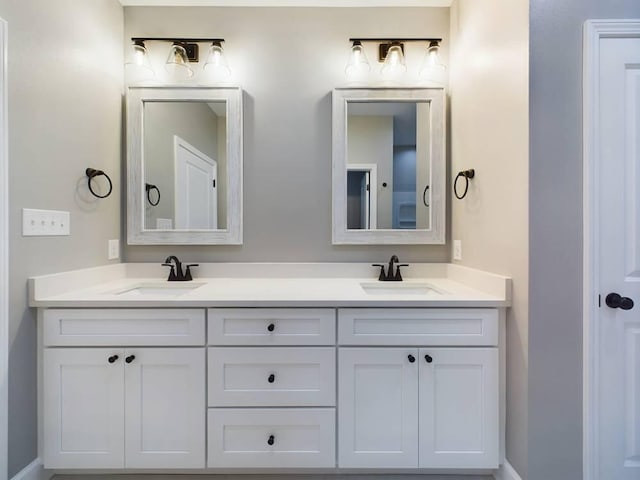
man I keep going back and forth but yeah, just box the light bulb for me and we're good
[204,41,231,79]
[345,40,370,78]
[381,43,407,76]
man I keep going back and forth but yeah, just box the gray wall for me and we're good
[0,0,123,475]
[529,1,640,479]
[123,7,450,263]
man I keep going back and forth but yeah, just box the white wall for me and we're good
[123,6,451,263]
[0,0,124,475]
[449,0,529,477]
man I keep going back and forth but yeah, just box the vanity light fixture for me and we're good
[127,37,230,81]
[419,40,446,76]
[346,37,443,78]
[125,40,154,80]
[345,40,371,78]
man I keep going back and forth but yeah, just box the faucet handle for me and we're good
[184,264,199,282]
[394,264,409,281]
[161,263,178,281]
[371,264,387,281]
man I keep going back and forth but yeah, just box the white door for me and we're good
[174,135,217,229]
[124,348,205,468]
[418,348,499,468]
[42,349,124,468]
[338,348,418,467]
[360,171,370,229]
[590,29,640,480]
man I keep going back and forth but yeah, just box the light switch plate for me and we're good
[22,208,70,236]
[453,239,462,261]
[108,239,119,260]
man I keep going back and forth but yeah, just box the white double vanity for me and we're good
[30,262,510,474]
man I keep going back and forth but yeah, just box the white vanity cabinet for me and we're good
[40,309,206,469]
[206,308,337,468]
[338,308,500,469]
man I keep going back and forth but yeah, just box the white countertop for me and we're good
[29,262,511,308]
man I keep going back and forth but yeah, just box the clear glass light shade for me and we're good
[165,43,193,79]
[125,41,154,80]
[381,44,407,76]
[345,41,370,77]
[204,42,231,78]
[419,42,446,77]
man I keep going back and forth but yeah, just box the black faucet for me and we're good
[372,255,409,281]
[162,256,199,281]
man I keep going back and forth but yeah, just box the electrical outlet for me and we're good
[22,208,70,236]
[453,239,462,261]
[108,239,120,260]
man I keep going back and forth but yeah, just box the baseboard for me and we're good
[494,461,523,480]
[11,458,51,480]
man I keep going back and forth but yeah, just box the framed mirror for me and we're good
[127,86,242,244]
[332,88,445,244]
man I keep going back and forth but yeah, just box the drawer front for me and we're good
[208,308,335,345]
[208,347,335,406]
[338,308,499,346]
[207,408,335,468]
[43,309,205,346]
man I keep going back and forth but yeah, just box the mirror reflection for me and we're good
[143,100,227,231]
[346,101,430,231]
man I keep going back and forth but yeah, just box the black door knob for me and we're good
[408,354,416,363]
[605,293,634,310]
[125,355,136,363]
[268,374,275,383]
[108,355,119,364]
[267,435,275,446]
[267,323,275,332]
[424,354,433,363]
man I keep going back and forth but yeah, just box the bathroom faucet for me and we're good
[162,256,199,281]
[372,255,409,281]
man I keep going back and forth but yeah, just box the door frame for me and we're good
[0,16,7,480]
[346,163,378,229]
[582,19,640,480]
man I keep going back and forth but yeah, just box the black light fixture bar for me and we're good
[349,37,442,43]
[131,37,225,43]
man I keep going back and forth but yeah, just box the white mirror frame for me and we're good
[332,87,446,245]
[127,86,243,245]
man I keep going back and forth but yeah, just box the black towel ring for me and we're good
[85,168,113,199]
[422,185,430,207]
[145,183,161,206]
[454,169,475,200]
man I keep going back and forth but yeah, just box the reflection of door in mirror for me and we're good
[143,101,227,231]
[346,101,430,231]
[347,165,377,230]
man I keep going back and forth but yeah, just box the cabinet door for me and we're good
[43,348,125,468]
[418,348,499,468]
[338,348,419,467]
[124,348,205,468]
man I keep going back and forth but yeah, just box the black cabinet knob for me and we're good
[267,323,275,332]
[125,355,136,364]
[606,293,634,310]
[268,374,275,383]
[267,435,275,446]
[108,355,119,364]
[424,354,433,363]
[408,354,416,363]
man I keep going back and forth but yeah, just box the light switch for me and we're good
[22,208,70,236]
[108,239,119,260]
[453,239,462,261]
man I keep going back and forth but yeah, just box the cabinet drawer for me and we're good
[208,308,335,345]
[207,408,335,468]
[43,309,205,346]
[338,308,499,346]
[208,347,335,406]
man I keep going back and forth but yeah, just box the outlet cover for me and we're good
[22,208,70,236]
[108,239,120,260]
[453,239,462,261]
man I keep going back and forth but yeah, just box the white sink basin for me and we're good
[113,282,206,298]
[360,282,443,296]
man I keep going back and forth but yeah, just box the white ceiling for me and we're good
[119,0,452,7]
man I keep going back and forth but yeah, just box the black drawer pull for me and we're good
[267,435,275,446]
[125,355,136,364]
[424,354,433,363]
[268,374,275,383]
[408,354,416,363]
[267,323,275,332]
[108,355,119,364]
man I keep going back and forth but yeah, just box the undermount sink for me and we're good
[113,282,206,297]
[360,282,443,296]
